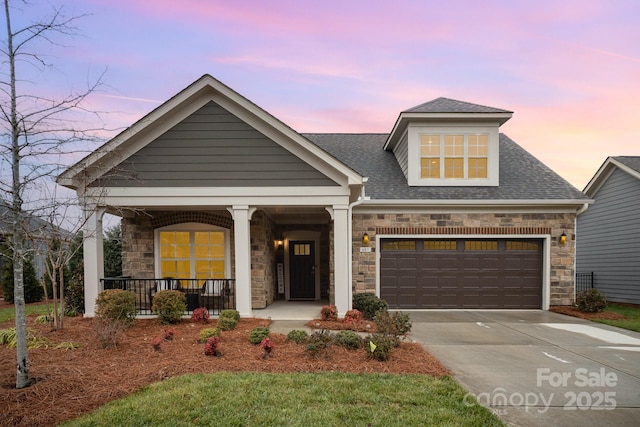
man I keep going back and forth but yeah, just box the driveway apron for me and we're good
[408,311,640,427]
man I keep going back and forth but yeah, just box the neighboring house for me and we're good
[577,156,640,305]
[57,75,591,317]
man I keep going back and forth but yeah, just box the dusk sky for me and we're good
[16,0,640,190]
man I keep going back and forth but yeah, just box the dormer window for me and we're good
[408,125,499,186]
[383,97,511,188]
[420,133,489,179]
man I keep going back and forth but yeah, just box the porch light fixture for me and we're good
[362,232,370,246]
[276,239,283,249]
[559,232,567,246]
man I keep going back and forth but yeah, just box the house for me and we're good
[57,74,591,317]
[577,156,640,305]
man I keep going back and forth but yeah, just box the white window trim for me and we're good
[154,222,231,279]
[408,124,499,186]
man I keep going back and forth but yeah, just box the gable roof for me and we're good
[306,133,590,204]
[58,74,363,190]
[405,97,512,114]
[583,156,640,197]
[384,97,513,151]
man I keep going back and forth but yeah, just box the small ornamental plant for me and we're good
[260,337,275,359]
[198,327,220,343]
[204,336,222,357]
[162,328,176,341]
[344,309,363,325]
[249,326,270,345]
[151,336,163,351]
[191,307,210,324]
[320,305,338,321]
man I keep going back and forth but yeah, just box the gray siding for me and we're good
[577,168,640,304]
[393,132,409,179]
[94,101,339,187]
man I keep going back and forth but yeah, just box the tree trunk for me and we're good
[5,0,29,389]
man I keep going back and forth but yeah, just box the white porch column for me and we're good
[228,206,255,317]
[83,207,104,317]
[332,204,350,316]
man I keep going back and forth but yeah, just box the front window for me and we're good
[157,225,227,281]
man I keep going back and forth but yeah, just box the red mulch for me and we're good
[550,305,626,320]
[0,312,448,427]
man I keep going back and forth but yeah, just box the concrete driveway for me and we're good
[409,311,640,427]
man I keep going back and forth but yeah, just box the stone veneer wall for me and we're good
[352,212,576,306]
[121,211,235,280]
[250,211,276,309]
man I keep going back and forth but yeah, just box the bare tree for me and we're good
[0,0,104,389]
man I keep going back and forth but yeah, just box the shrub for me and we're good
[151,336,163,351]
[163,328,176,341]
[217,316,238,331]
[65,273,85,315]
[306,329,334,359]
[219,309,240,322]
[374,310,412,338]
[344,309,363,324]
[320,305,338,321]
[249,326,270,345]
[576,289,607,313]
[353,293,388,320]
[286,329,309,344]
[335,330,363,350]
[204,336,222,356]
[366,333,398,361]
[191,307,210,324]
[95,289,136,326]
[1,251,43,304]
[152,290,186,324]
[94,317,129,349]
[198,327,220,343]
[260,337,275,358]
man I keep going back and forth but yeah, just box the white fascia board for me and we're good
[84,187,352,208]
[86,186,351,198]
[584,157,640,196]
[354,199,593,212]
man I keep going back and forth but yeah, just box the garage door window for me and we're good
[382,240,416,251]
[506,241,539,250]
[424,240,456,250]
[465,240,498,250]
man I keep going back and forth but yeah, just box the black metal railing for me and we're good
[575,272,594,295]
[101,277,236,316]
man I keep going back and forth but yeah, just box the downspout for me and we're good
[347,177,369,311]
[573,203,590,303]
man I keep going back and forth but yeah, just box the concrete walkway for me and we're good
[409,311,640,427]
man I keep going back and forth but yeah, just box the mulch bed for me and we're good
[305,318,377,332]
[0,313,448,427]
[550,305,626,320]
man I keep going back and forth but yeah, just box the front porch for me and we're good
[102,277,236,315]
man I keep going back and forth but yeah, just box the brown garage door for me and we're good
[380,239,542,309]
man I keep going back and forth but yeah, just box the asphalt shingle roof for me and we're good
[613,156,640,174]
[304,133,588,201]
[405,97,512,114]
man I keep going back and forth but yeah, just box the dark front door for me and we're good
[289,240,316,299]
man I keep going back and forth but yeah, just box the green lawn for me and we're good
[594,303,640,332]
[0,302,50,324]
[61,372,503,427]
